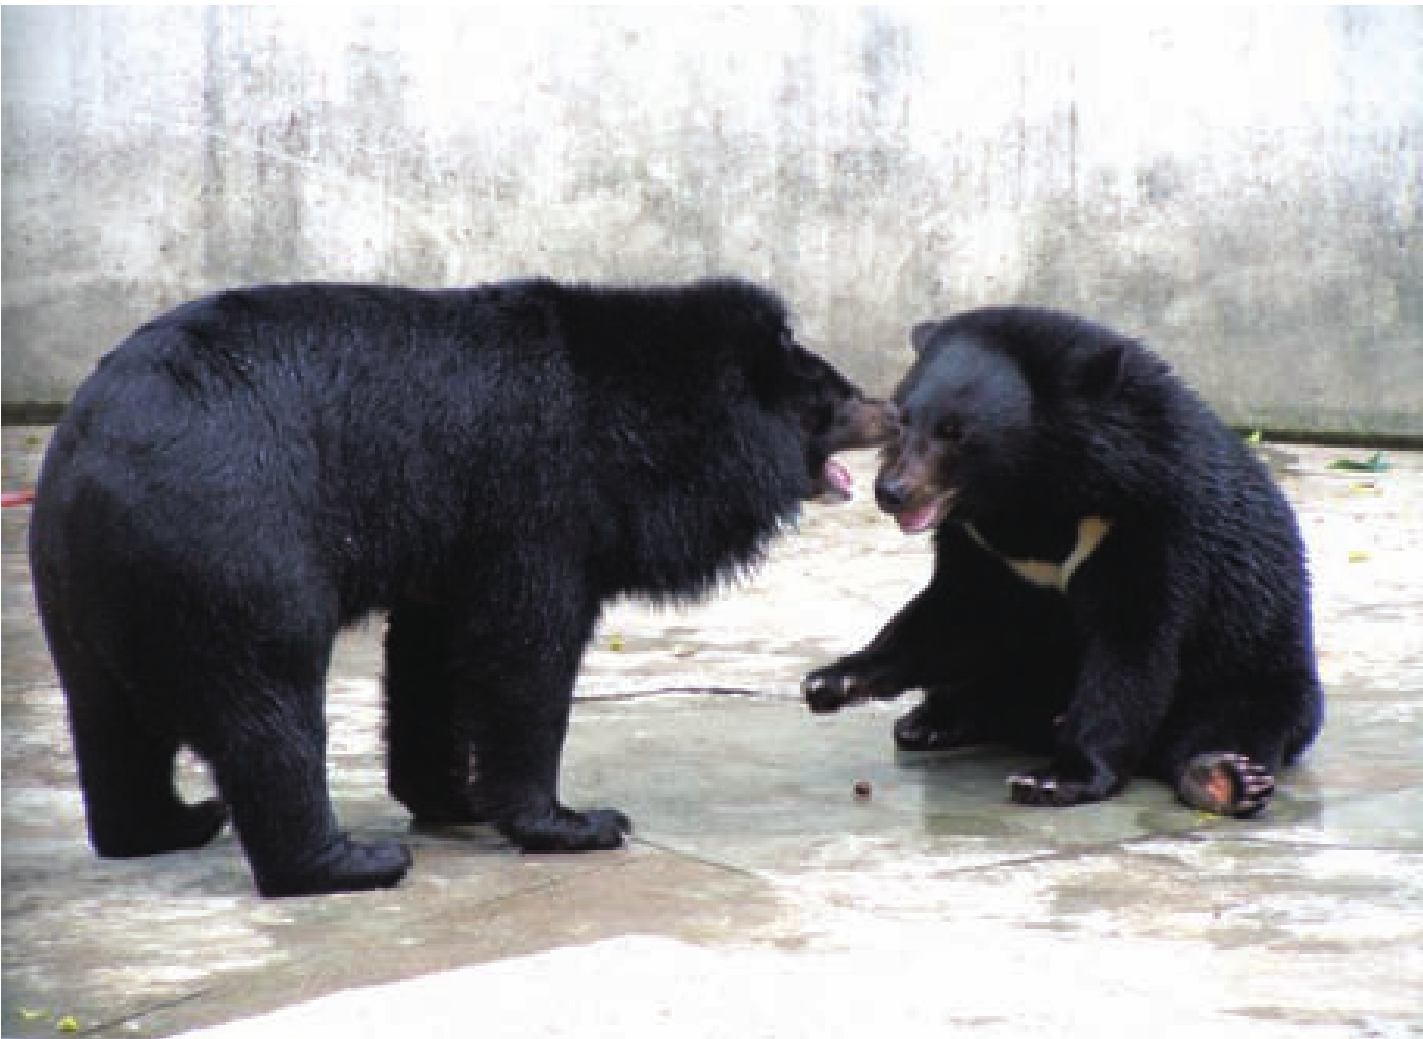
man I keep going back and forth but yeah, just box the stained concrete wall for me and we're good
[3,7,1420,438]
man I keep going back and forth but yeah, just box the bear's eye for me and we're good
[936,419,963,443]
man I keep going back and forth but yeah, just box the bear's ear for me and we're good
[1075,343,1128,396]
[910,321,940,354]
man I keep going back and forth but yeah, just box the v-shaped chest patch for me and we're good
[962,516,1112,593]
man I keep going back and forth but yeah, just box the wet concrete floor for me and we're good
[3,426,1421,1037]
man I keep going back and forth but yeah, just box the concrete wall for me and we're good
[4,7,1420,438]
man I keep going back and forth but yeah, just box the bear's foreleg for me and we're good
[446,590,631,853]
[803,582,963,713]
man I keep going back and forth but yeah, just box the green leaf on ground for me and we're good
[1328,451,1390,473]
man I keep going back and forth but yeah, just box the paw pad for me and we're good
[1180,752,1275,817]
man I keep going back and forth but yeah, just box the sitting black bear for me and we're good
[805,306,1323,817]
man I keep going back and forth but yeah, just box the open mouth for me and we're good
[809,398,897,505]
[812,457,856,504]
[893,489,958,534]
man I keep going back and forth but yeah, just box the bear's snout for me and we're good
[875,473,912,511]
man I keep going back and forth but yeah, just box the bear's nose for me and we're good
[875,474,911,511]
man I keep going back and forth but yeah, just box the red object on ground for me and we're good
[2,489,36,507]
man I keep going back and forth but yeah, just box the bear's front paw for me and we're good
[256,836,413,898]
[503,805,631,853]
[803,662,901,714]
[892,699,987,752]
[1007,766,1116,808]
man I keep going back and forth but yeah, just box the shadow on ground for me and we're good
[4,428,1421,1037]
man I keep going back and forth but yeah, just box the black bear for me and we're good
[30,278,894,896]
[804,306,1322,817]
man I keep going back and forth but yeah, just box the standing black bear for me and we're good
[804,306,1322,817]
[30,278,894,897]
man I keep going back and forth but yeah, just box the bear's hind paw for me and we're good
[1179,752,1275,818]
[91,798,229,859]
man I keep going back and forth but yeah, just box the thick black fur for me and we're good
[804,306,1323,816]
[30,278,892,896]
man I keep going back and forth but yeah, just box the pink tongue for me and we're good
[823,458,854,498]
[896,499,943,535]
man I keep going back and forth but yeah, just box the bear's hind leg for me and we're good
[1151,673,1319,818]
[198,684,411,897]
[56,644,227,858]
[385,601,483,827]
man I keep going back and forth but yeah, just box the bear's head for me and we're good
[778,337,898,504]
[874,313,1128,533]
